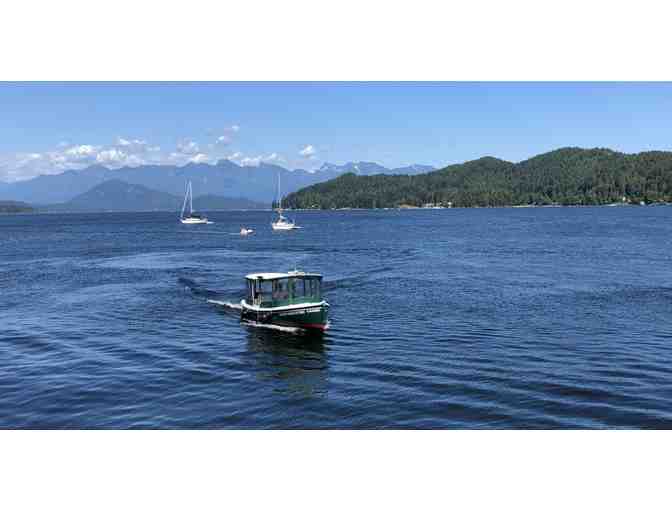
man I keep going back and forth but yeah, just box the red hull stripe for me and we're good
[300,323,328,330]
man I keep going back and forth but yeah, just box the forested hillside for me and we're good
[0,200,34,213]
[283,148,672,208]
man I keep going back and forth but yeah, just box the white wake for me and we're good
[240,319,302,334]
[207,299,242,310]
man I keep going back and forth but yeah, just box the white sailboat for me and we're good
[180,181,209,224]
[272,173,300,230]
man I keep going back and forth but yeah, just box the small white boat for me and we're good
[271,173,300,230]
[272,212,299,230]
[180,181,209,224]
[240,227,254,236]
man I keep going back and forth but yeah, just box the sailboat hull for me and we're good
[180,217,209,224]
[271,221,298,230]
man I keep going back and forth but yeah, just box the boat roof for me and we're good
[245,271,322,281]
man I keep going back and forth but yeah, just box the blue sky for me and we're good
[1,82,671,182]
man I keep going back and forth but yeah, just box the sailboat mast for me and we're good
[277,173,282,212]
[181,181,189,219]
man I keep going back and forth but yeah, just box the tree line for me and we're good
[283,148,672,208]
[0,200,34,213]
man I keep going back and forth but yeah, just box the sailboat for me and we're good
[271,173,300,230]
[180,181,209,224]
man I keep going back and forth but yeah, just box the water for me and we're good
[1,207,672,429]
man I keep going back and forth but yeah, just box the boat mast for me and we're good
[277,172,282,213]
[181,181,190,219]
[189,181,194,214]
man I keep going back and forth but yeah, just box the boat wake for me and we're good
[240,319,302,334]
[178,277,223,299]
[245,320,331,334]
[323,266,395,290]
[207,299,242,310]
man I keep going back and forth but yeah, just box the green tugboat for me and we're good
[241,271,330,331]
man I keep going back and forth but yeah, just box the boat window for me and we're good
[292,278,310,299]
[256,280,273,303]
[308,277,321,300]
[273,279,290,301]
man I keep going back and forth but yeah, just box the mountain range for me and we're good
[43,180,266,212]
[0,160,435,205]
[318,162,435,175]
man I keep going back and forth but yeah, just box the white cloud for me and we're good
[96,149,126,165]
[0,127,285,183]
[0,137,167,182]
[65,144,99,160]
[240,156,262,167]
[240,153,283,167]
[215,125,241,145]
[117,137,135,146]
[116,138,153,154]
[265,153,280,162]
[189,153,210,164]
[94,149,144,167]
[226,152,243,161]
[176,140,200,155]
[299,144,316,158]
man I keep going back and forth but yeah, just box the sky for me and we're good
[1,82,672,182]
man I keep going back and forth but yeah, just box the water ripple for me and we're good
[2,209,672,428]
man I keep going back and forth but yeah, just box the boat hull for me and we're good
[272,222,298,230]
[181,217,209,224]
[241,301,329,331]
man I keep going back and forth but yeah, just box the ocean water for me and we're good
[1,207,672,429]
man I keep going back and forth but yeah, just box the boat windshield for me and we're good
[248,276,322,306]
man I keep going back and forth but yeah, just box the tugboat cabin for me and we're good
[245,271,323,308]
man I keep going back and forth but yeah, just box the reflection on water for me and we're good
[245,327,329,399]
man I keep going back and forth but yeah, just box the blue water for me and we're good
[1,208,672,428]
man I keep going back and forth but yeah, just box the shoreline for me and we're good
[2,203,671,216]
[284,202,671,211]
